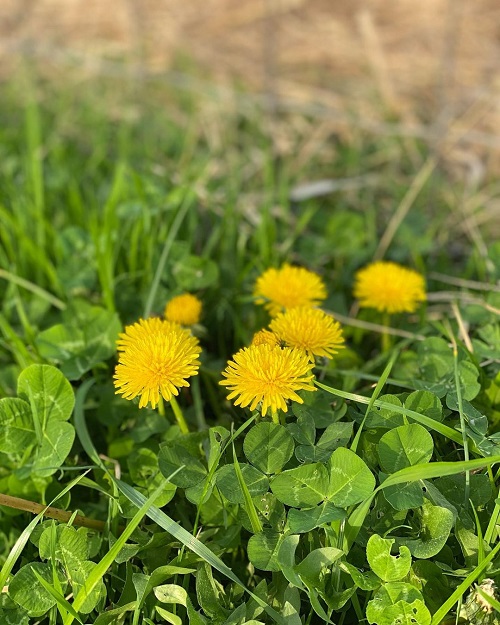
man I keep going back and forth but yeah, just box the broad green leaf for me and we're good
[287,414,316,446]
[128,447,163,487]
[277,535,303,588]
[382,481,424,511]
[216,463,269,504]
[339,562,380,591]
[378,424,433,473]
[93,602,137,625]
[39,525,89,569]
[292,391,340,429]
[70,560,106,613]
[154,584,188,606]
[247,530,284,572]
[287,502,346,534]
[435,473,492,509]
[328,447,375,507]
[416,337,480,401]
[396,502,454,558]
[137,566,195,609]
[0,596,29,625]
[366,534,412,582]
[366,583,430,625]
[0,398,36,453]
[271,463,329,507]
[296,547,343,586]
[155,606,182,625]
[158,443,207,488]
[171,255,219,290]
[243,422,295,474]
[409,560,451,614]
[17,364,75,424]
[295,422,354,463]
[36,306,122,381]
[404,391,443,422]
[366,394,405,429]
[195,562,230,618]
[318,422,354,452]
[31,420,75,477]
[9,562,57,617]
[239,493,286,533]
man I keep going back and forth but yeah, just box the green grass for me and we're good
[0,72,499,624]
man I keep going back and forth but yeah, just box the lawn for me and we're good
[0,73,499,624]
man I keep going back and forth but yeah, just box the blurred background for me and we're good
[2,0,500,179]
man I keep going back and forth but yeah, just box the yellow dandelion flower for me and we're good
[164,293,202,326]
[220,344,316,416]
[270,307,345,360]
[114,317,201,409]
[254,263,327,317]
[251,329,281,347]
[353,261,426,314]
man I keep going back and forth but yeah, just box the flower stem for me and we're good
[170,395,190,434]
[381,312,392,352]
[271,410,280,425]
[158,395,165,417]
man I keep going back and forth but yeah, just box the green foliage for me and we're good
[0,76,499,625]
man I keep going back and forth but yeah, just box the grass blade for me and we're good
[317,381,467,448]
[115,479,286,625]
[63,478,169,625]
[0,471,90,591]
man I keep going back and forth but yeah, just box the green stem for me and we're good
[271,410,280,425]
[158,395,165,417]
[170,395,190,434]
[381,312,392,352]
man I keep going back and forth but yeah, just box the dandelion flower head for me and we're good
[254,263,327,317]
[114,317,201,409]
[270,307,345,360]
[353,261,426,314]
[164,293,202,326]
[220,344,316,416]
[251,329,281,348]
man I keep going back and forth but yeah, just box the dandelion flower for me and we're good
[220,344,316,416]
[164,293,202,326]
[251,329,281,347]
[114,317,201,409]
[254,263,327,317]
[354,261,426,314]
[270,307,345,360]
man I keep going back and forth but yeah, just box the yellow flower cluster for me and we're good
[114,261,426,422]
[220,263,345,417]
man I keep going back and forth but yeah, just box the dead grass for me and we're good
[1,0,500,201]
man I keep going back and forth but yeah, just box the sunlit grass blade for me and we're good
[317,381,465,447]
[232,441,262,533]
[73,379,107,471]
[0,268,66,310]
[350,348,399,452]
[143,190,195,318]
[63,478,170,625]
[345,456,500,549]
[430,539,500,624]
[32,569,84,625]
[115,479,286,625]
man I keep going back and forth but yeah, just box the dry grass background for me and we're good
[1,0,500,185]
